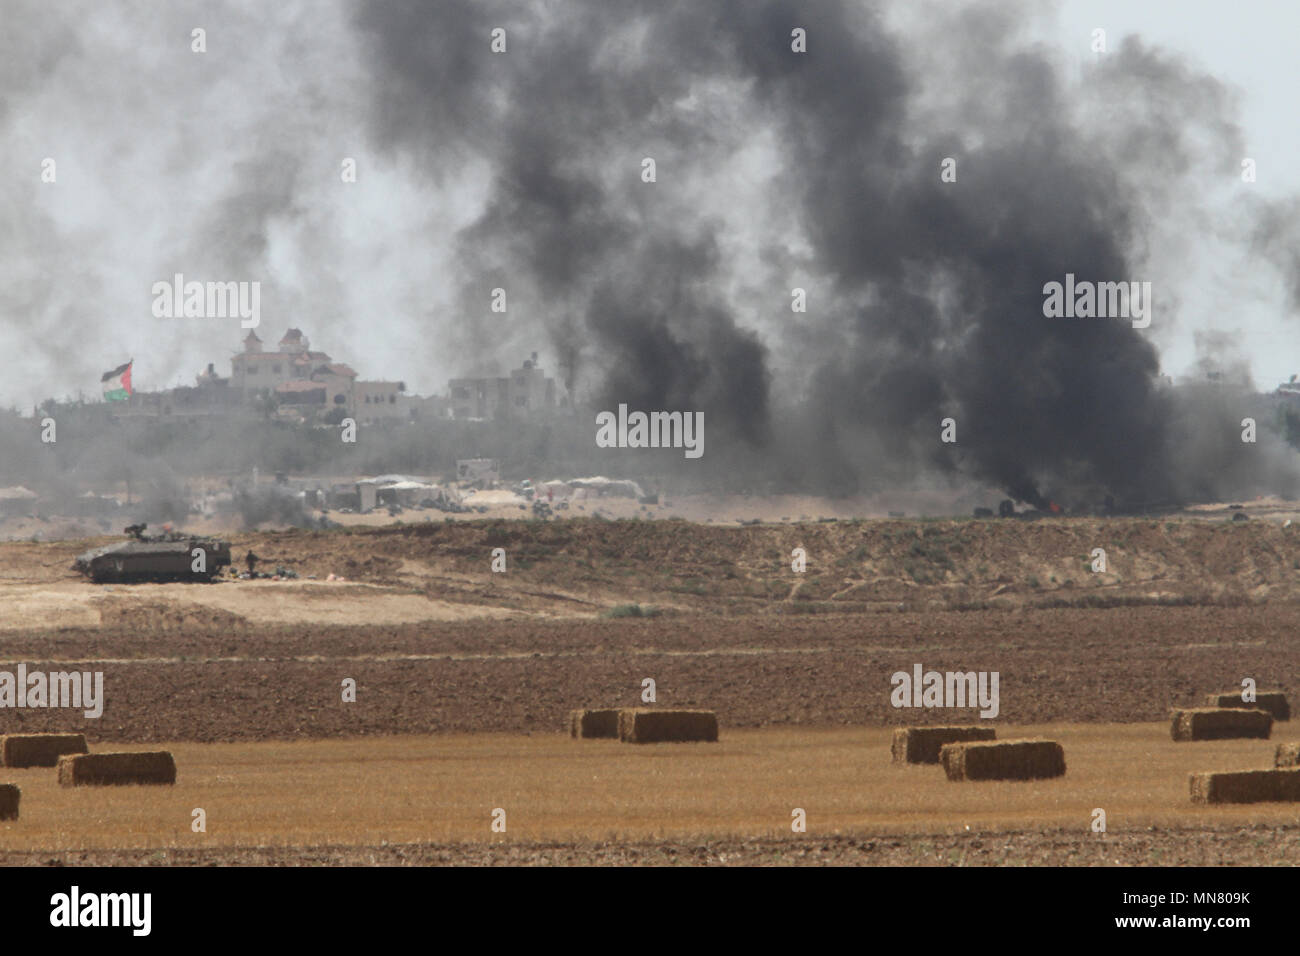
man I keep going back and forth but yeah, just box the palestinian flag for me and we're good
[101,360,133,401]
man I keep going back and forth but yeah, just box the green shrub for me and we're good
[603,603,661,619]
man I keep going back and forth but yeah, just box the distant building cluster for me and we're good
[230,328,414,422]
[112,329,563,424]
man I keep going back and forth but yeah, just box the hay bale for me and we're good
[891,726,997,764]
[1170,707,1272,741]
[0,733,89,768]
[56,751,176,787]
[1190,768,1300,804]
[0,784,17,821]
[618,708,718,743]
[569,708,621,739]
[1206,691,1290,721]
[940,739,1066,781]
[1275,742,1300,768]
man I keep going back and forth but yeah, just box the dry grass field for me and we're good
[2,724,1298,864]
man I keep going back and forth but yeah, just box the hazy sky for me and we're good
[2,0,1296,413]
[1049,0,1299,387]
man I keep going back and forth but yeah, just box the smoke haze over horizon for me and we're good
[3,0,1300,504]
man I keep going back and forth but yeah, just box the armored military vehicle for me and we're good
[72,524,232,583]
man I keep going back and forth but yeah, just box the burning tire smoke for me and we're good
[355,0,1300,506]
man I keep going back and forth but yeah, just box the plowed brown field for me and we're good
[0,605,1297,741]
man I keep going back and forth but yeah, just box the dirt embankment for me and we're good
[212,516,1300,612]
[2,516,1298,628]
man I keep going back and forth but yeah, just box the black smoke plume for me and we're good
[351,0,1300,505]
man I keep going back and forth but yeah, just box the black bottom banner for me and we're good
[0,864,1283,943]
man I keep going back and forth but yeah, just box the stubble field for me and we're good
[2,725,1299,866]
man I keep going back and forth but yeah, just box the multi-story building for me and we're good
[449,376,509,420]
[355,380,406,421]
[231,329,316,396]
[508,353,556,414]
[229,328,400,419]
[449,354,558,420]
